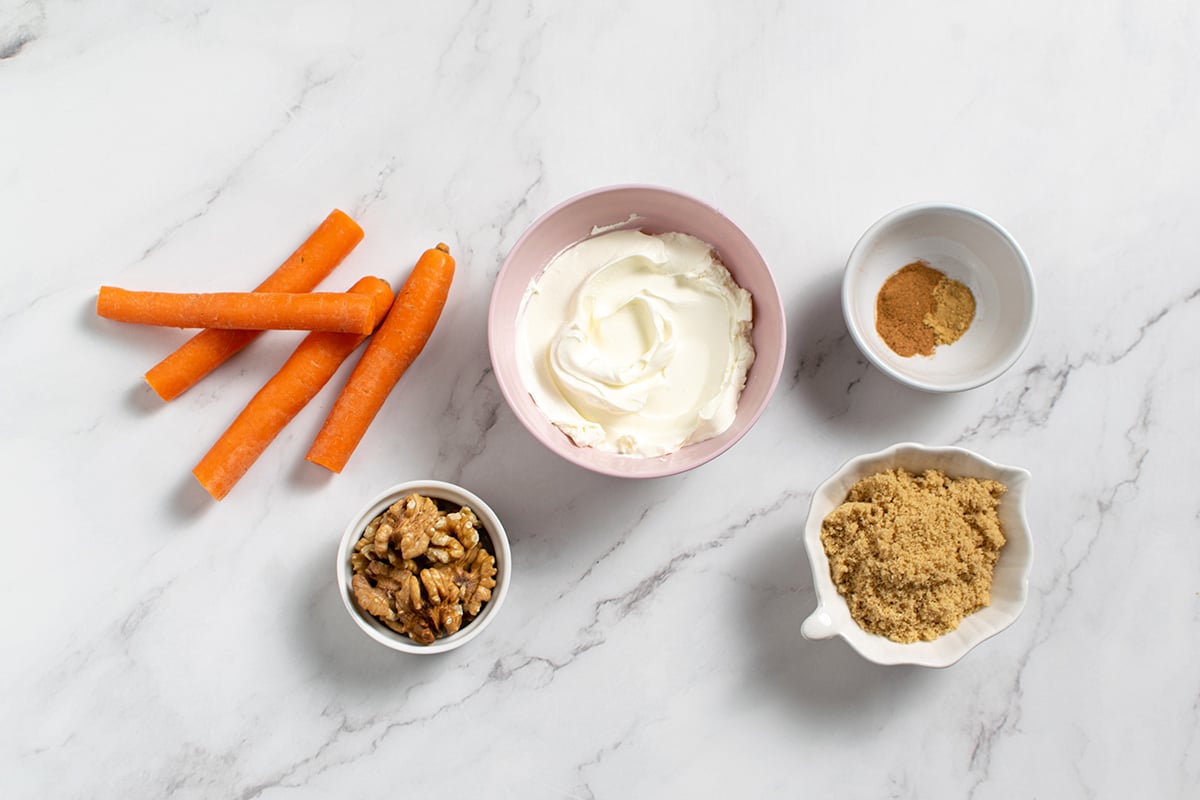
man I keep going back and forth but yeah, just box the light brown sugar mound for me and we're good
[820,468,1007,643]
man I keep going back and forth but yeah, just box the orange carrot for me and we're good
[97,288,377,335]
[192,276,394,500]
[144,209,363,401]
[306,243,456,473]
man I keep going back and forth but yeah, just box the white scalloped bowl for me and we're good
[801,443,1033,667]
[336,480,511,654]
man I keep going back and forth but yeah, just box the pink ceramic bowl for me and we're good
[488,185,786,478]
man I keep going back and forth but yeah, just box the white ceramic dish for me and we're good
[842,203,1036,392]
[801,443,1033,668]
[336,480,511,654]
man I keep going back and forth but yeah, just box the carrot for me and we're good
[144,209,363,401]
[191,276,395,500]
[97,288,377,335]
[306,243,456,473]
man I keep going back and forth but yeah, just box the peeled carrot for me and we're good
[306,243,456,473]
[144,209,363,401]
[97,288,377,335]
[192,276,394,500]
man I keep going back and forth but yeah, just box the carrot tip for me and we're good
[143,375,169,401]
[304,453,342,474]
[435,243,450,254]
[196,480,225,501]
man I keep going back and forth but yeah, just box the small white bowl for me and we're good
[336,480,511,654]
[843,203,1036,392]
[801,443,1033,668]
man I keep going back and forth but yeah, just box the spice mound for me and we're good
[875,261,976,357]
[820,468,1006,643]
[350,493,498,645]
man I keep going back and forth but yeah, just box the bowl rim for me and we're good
[800,442,1034,668]
[336,479,512,654]
[841,202,1038,393]
[487,182,787,478]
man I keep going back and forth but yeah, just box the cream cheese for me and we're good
[516,229,754,457]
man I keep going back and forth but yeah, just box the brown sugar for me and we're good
[875,261,976,357]
[820,468,1007,643]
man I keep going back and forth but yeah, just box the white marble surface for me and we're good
[3,2,1198,797]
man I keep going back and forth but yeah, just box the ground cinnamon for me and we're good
[875,261,975,357]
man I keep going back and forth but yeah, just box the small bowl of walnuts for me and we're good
[337,480,511,654]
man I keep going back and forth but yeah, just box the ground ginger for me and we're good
[820,468,1007,643]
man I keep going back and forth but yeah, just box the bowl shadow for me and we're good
[84,296,184,417]
[288,536,443,690]
[126,381,166,415]
[290,457,336,492]
[783,268,960,438]
[444,402,678,575]
[738,519,933,726]
[166,470,216,521]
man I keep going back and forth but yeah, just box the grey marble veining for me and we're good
[2,1,1198,798]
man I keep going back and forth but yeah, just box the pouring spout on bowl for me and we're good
[801,606,837,640]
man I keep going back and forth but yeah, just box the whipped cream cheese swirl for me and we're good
[517,230,754,456]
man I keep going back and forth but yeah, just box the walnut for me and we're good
[456,546,497,616]
[364,559,411,593]
[405,570,424,608]
[429,602,464,635]
[404,567,462,631]
[384,573,436,645]
[420,566,460,605]
[349,494,499,645]
[445,509,481,549]
[373,521,395,557]
[420,545,497,618]
[363,516,382,544]
[389,494,440,559]
[426,526,466,564]
[385,549,418,573]
[352,573,395,621]
[383,615,435,645]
